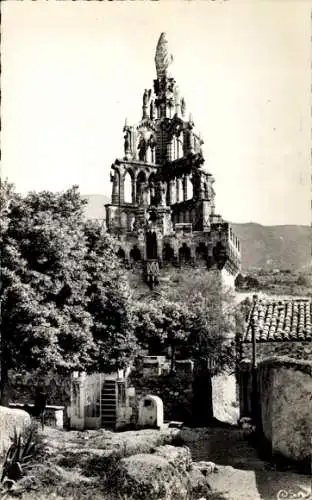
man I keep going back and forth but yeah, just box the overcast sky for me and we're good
[2,1,311,225]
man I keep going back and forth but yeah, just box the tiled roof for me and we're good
[244,299,312,342]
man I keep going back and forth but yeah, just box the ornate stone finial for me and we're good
[155,32,174,79]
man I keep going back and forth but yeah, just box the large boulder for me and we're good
[153,445,192,473]
[0,406,31,456]
[188,467,212,499]
[192,460,218,475]
[115,453,189,500]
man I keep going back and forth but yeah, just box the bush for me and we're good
[0,424,42,496]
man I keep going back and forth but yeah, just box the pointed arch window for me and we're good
[124,171,133,203]
[146,231,158,259]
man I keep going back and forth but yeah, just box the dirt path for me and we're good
[183,427,311,500]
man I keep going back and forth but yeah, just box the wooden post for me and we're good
[251,295,258,424]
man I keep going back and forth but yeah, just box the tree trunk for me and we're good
[169,342,176,373]
[0,358,9,406]
[192,368,213,426]
[0,318,9,406]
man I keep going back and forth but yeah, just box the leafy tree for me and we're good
[0,182,136,403]
[84,220,138,373]
[234,273,245,289]
[163,269,241,372]
[131,300,165,355]
[245,275,260,290]
[132,296,191,372]
[168,270,243,425]
[296,274,308,287]
[160,299,192,372]
[132,268,243,425]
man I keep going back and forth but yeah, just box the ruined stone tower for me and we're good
[105,33,241,288]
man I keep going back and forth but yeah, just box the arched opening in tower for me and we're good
[187,176,193,200]
[176,178,183,203]
[146,231,158,259]
[136,171,148,205]
[130,245,141,262]
[195,242,207,266]
[124,170,133,204]
[149,173,156,205]
[179,243,191,265]
[117,248,125,260]
[213,241,227,270]
[163,243,175,263]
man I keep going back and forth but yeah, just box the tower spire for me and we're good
[155,32,174,79]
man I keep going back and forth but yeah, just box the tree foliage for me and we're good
[132,268,243,375]
[0,181,136,402]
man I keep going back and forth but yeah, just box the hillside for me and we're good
[231,223,310,272]
[83,195,311,272]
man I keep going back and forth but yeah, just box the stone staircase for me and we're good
[101,379,117,429]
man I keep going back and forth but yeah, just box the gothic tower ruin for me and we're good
[105,33,241,288]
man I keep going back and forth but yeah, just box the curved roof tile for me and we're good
[244,298,312,342]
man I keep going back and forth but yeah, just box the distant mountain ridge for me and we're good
[231,223,310,272]
[83,194,311,272]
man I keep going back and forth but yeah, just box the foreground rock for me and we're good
[115,445,212,500]
[116,453,189,500]
[154,445,192,473]
[0,406,31,455]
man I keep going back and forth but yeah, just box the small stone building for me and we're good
[69,369,133,431]
[105,32,241,288]
[237,297,312,417]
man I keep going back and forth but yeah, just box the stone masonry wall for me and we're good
[129,370,194,425]
[7,370,71,427]
[241,341,312,362]
[258,357,312,467]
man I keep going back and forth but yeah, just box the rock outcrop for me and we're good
[0,406,31,456]
[115,453,189,500]
[114,444,214,500]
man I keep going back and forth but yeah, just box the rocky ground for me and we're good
[181,427,311,500]
[0,426,219,499]
[0,424,310,500]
